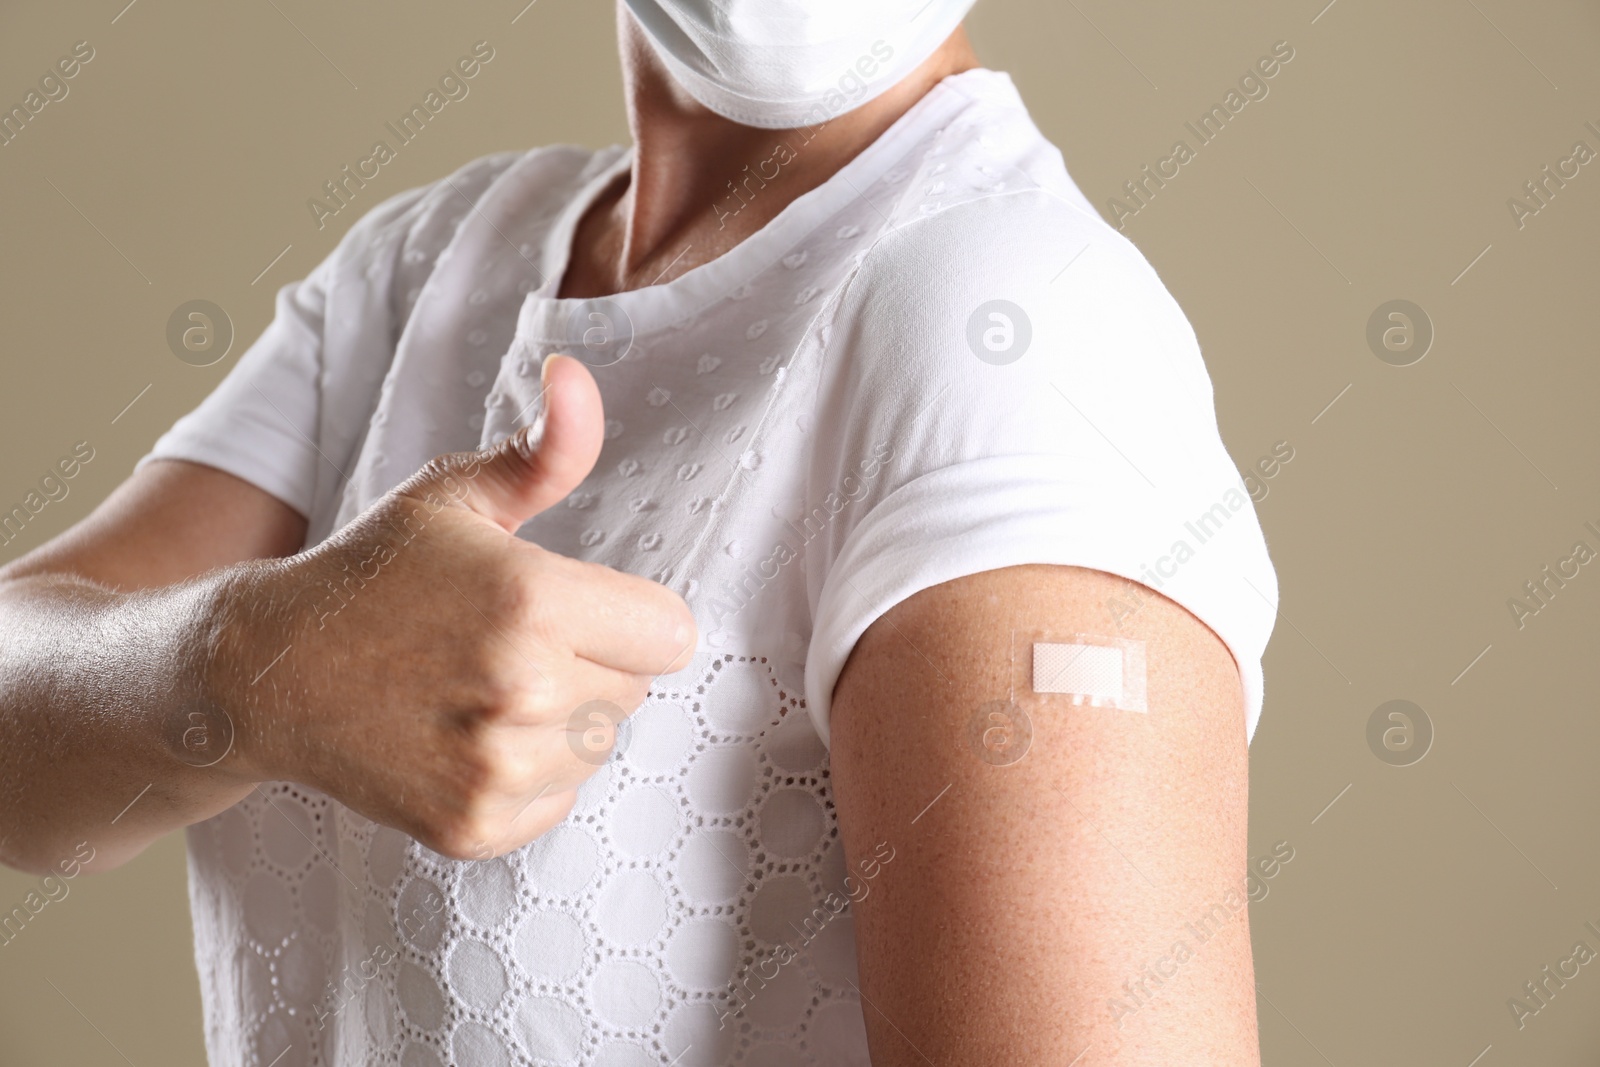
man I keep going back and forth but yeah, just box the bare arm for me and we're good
[0,460,306,875]
[830,564,1259,1065]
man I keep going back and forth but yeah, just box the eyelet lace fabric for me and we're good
[191,649,872,1067]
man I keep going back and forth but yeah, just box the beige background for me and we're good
[2,0,1598,1063]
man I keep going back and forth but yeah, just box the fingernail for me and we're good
[540,353,563,387]
[511,357,559,458]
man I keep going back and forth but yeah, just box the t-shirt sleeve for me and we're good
[136,187,429,518]
[802,190,1280,748]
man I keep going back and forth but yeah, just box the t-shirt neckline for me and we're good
[516,67,1019,344]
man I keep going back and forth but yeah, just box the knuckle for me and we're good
[399,450,481,512]
[415,453,457,482]
[470,649,536,723]
[476,691,524,729]
[464,620,555,724]
[476,647,558,729]
[530,792,578,836]
[415,796,480,860]
[499,559,544,620]
[425,762,502,858]
[618,674,652,713]
[451,740,504,803]
[429,815,492,862]
[563,699,625,766]
[517,667,558,720]
[498,792,576,854]
[493,555,557,642]
[647,586,696,654]
[405,455,460,498]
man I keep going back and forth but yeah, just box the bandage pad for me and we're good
[1014,631,1147,713]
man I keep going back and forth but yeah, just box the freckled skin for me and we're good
[832,563,1259,1065]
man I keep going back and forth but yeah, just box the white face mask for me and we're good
[623,0,977,129]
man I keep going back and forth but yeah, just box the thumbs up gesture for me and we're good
[209,354,697,859]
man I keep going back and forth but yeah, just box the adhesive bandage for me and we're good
[1015,632,1147,713]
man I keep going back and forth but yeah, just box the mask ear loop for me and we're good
[1012,631,1148,713]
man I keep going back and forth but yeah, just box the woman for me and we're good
[0,2,1278,1063]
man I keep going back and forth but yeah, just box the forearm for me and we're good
[0,570,258,875]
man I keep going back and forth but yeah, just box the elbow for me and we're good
[0,845,56,879]
[0,838,114,948]
[0,833,113,880]
[0,848,53,879]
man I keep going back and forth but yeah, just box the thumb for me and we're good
[449,353,605,533]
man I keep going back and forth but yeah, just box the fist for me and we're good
[216,354,696,858]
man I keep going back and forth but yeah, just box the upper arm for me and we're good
[0,459,307,591]
[829,563,1259,1065]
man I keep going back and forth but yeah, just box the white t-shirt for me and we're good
[144,68,1277,1067]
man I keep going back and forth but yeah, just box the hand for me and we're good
[209,354,696,859]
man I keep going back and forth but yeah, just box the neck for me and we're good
[558,9,980,299]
